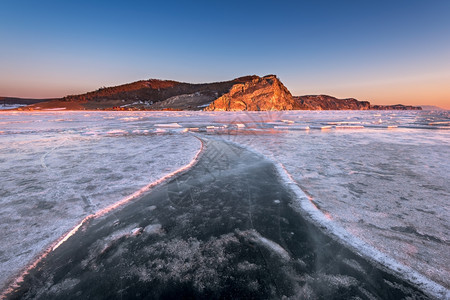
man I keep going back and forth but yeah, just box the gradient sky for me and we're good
[1,0,449,108]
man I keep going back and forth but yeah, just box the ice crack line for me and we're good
[40,137,68,169]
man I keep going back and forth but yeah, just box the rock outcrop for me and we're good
[294,95,371,110]
[146,91,218,110]
[205,75,300,111]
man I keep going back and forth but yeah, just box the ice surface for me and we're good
[5,135,437,299]
[271,158,448,299]
[217,111,450,290]
[0,111,201,290]
[0,109,449,295]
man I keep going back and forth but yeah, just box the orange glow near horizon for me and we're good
[291,74,450,109]
[1,75,449,109]
[352,76,450,109]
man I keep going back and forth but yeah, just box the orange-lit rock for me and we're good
[205,75,300,111]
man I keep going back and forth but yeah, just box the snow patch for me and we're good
[155,123,182,128]
[106,129,128,135]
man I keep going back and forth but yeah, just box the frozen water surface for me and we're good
[0,110,449,297]
[218,111,450,289]
[0,111,201,290]
[4,137,432,299]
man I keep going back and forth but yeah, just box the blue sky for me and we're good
[1,0,449,107]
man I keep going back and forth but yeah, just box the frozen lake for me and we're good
[0,110,449,298]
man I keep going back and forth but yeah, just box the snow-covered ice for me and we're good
[0,111,201,289]
[219,110,450,290]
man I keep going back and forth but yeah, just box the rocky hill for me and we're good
[7,75,421,111]
[294,95,371,110]
[19,76,259,111]
[371,104,422,110]
[205,75,300,111]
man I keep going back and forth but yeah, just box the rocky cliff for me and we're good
[294,95,371,110]
[205,75,300,111]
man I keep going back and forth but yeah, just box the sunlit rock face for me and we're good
[294,95,371,110]
[205,75,300,111]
